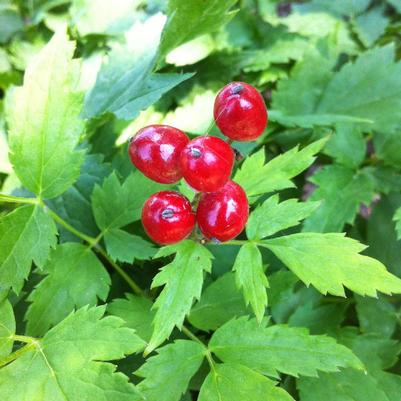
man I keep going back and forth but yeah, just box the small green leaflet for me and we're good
[324,123,366,168]
[0,299,15,360]
[25,243,111,336]
[0,205,57,294]
[246,194,319,239]
[92,171,164,231]
[104,228,155,263]
[209,317,363,378]
[7,30,85,199]
[83,14,193,120]
[263,233,401,297]
[198,363,295,401]
[234,138,327,199]
[159,0,238,62]
[272,45,401,131]
[0,306,145,401]
[233,243,268,322]
[393,206,401,239]
[302,165,375,232]
[135,340,204,401]
[353,6,388,48]
[108,294,154,342]
[189,272,250,331]
[146,241,213,353]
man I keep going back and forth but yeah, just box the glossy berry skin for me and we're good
[197,180,249,242]
[180,136,234,192]
[129,125,189,184]
[142,191,195,245]
[214,82,268,142]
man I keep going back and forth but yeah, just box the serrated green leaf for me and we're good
[91,171,164,232]
[246,195,319,240]
[107,294,154,342]
[48,153,112,239]
[0,306,145,401]
[263,233,401,297]
[189,272,249,332]
[234,138,327,199]
[0,7,23,43]
[0,299,15,360]
[355,295,397,338]
[0,205,57,294]
[25,243,111,336]
[104,228,155,263]
[159,0,238,62]
[7,30,85,199]
[146,241,213,353]
[302,165,375,232]
[209,317,363,378]
[233,243,268,322]
[70,0,140,36]
[298,369,390,401]
[324,123,366,168]
[273,45,401,131]
[83,14,193,120]
[136,340,204,401]
[198,363,295,401]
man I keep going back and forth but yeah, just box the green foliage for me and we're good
[209,317,363,378]
[7,30,85,199]
[2,1,401,400]
[147,241,213,353]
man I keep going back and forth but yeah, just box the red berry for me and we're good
[129,125,189,184]
[180,136,234,192]
[214,82,268,142]
[142,191,195,245]
[197,180,249,242]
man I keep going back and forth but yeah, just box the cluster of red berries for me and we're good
[128,82,268,245]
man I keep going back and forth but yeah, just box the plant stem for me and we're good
[0,194,38,205]
[181,326,216,372]
[12,334,38,344]
[0,343,35,368]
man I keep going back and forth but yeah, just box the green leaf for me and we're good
[0,306,145,401]
[0,299,15,360]
[91,171,164,232]
[302,165,375,232]
[159,0,238,61]
[388,0,401,12]
[0,7,23,43]
[7,30,85,199]
[354,6,388,48]
[70,0,140,36]
[25,243,111,336]
[189,272,249,332]
[104,228,155,263]
[146,241,213,353]
[209,317,363,378]
[233,243,268,322]
[298,369,390,401]
[136,340,204,401]
[49,153,112,239]
[198,363,295,401]
[107,294,154,342]
[246,195,320,240]
[272,45,401,131]
[263,233,401,297]
[83,14,193,120]
[234,138,327,199]
[355,295,397,338]
[0,205,57,294]
[324,123,366,168]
